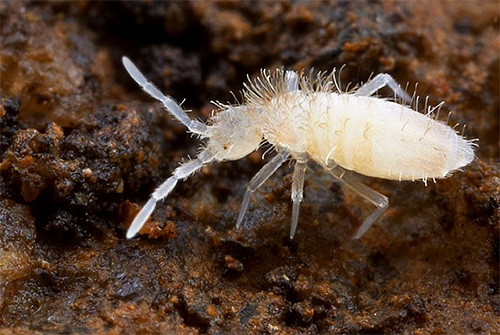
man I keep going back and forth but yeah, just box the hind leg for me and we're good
[354,73,411,103]
[326,165,388,238]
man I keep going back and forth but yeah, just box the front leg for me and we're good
[236,149,290,229]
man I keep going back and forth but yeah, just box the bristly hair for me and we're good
[242,68,346,109]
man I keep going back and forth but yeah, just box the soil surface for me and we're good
[1,1,499,334]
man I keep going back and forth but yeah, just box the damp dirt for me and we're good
[1,1,499,334]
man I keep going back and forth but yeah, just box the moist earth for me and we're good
[0,1,499,334]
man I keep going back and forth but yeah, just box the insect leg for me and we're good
[236,149,290,229]
[285,70,300,92]
[326,166,388,239]
[354,73,411,103]
[290,157,307,239]
[126,149,215,239]
[122,57,208,135]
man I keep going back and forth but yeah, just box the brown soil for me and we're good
[1,1,498,334]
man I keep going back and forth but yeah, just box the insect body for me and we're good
[258,91,474,182]
[122,57,475,240]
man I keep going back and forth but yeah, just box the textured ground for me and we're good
[0,1,499,334]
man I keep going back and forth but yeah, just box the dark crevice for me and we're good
[174,298,210,334]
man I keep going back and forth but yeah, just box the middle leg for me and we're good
[290,156,307,239]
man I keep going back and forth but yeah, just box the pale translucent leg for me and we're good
[290,159,307,239]
[354,73,411,103]
[326,165,388,239]
[285,70,300,92]
[122,57,208,135]
[236,150,289,228]
[127,149,214,239]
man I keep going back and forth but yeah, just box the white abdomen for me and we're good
[265,92,475,181]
